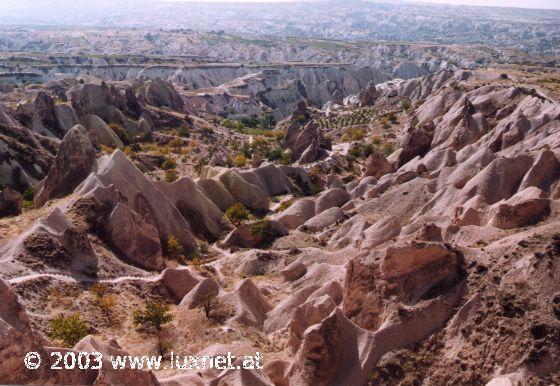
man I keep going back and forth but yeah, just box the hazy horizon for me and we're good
[162,0,560,10]
[1,0,559,10]
[417,0,560,10]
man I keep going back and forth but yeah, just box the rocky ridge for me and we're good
[0,64,560,385]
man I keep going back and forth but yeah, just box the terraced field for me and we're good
[315,107,380,130]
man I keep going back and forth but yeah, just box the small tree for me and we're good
[381,142,394,156]
[162,157,177,170]
[50,313,89,347]
[198,241,210,255]
[164,169,178,183]
[22,187,35,201]
[190,253,202,269]
[250,221,275,247]
[276,198,295,213]
[21,186,35,211]
[387,112,398,123]
[225,203,250,226]
[260,112,276,130]
[199,292,218,319]
[166,235,184,261]
[280,150,292,165]
[133,301,174,356]
[178,127,190,138]
[90,283,116,318]
[133,301,173,332]
[234,153,247,167]
[169,137,184,150]
[401,98,412,112]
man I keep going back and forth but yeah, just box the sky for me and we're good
[419,0,560,9]
[1,0,558,10]
[162,0,560,10]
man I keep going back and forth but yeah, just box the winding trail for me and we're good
[8,272,161,285]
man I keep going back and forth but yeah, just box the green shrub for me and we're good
[130,142,142,152]
[234,153,247,167]
[194,159,207,176]
[241,143,252,158]
[199,292,218,319]
[222,119,235,129]
[276,198,295,213]
[349,145,362,158]
[190,254,202,268]
[133,301,173,332]
[401,98,412,112]
[363,143,374,158]
[348,127,366,141]
[162,157,177,170]
[198,241,210,256]
[225,203,250,226]
[169,137,184,150]
[22,187,35,201]
[108,123,131,145]
[50,313,89,347]
[280,150,292,165]
[21,187,35,210]
[240,116,259,128]
[250,221,275,247]
[178,127,190,138]
[166,235,184,260]
[251,136,270,155]
[90,283,116,318]
[380,142,394,156]
[164,169,178,183]
[260,112,276,130]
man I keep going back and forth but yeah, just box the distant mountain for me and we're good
[0,0,559,53]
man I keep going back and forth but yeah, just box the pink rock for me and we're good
[361,216,401,250]
[329,214,370,249]
[218,278,273,328]
[298,207,343,233]
[461,155,534,204]
[364,150,394,179]
[223,220,289,248]
[272,198,316,229]
[0,278,52,384]
[281,261,307,281]
[0,187,23,217]
[74,335,159,385]
[345,242,463,331]
[489,187,550,229]
[106,203,164,271]
[161,267,200,301]
[78,149,198,254]
[179,278,220,309]
[518,150,560,193]
[315,188,351,214]
[416,222,443,242]
[156,176,225,242]
[34,125,96,208]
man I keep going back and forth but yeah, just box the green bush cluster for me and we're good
[222,113,277,134]
[50,313,89,347]
[133,301,173,332]
[250,221,276,247]
[225,203,250,226]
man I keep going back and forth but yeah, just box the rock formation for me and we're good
[1,54,560,386]
[34,125,97,208]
